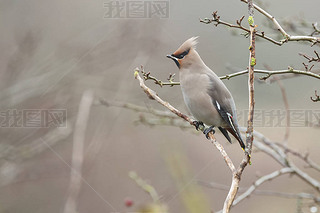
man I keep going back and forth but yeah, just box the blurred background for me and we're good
[0,0,319,212]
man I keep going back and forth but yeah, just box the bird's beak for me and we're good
[166,54,180,68]
[166,54,174,59]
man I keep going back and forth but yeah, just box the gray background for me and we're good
[0,0,319,212]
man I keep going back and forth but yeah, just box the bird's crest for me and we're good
[173,36,199,56]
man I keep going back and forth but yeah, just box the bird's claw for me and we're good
[203,126,215,139]
[193,121,204,131]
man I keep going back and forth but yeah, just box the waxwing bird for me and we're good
[167,37,245,149]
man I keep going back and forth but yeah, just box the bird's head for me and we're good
[167,36,201,69]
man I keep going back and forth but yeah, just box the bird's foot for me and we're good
[203,126,215,139]
[193,121,205,131]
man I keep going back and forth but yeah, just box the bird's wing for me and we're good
[207,74,245,149]
[212,100,245,149]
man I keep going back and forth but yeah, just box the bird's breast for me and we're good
[180,71,224,126]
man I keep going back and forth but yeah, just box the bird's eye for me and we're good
[175,49,190,59]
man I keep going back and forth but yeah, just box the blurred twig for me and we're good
[198,180,320,203]
[264,64,290,145]
[64,90,94,213]
[129,171,160,202]
[98,98,176,118]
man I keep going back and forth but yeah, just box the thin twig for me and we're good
[224,68,320,80]
[98,98,176,118]
[299,51,320,63]
[264,64,290,144]
[311,23,320,36]
[310,90,320,102]
[200,11,282,46]
[240,0,320,45]
[137,68,320,88]
[141,67,180,87]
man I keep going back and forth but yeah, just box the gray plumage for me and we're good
[167,37,245,149]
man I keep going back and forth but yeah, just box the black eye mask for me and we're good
[173,48,190,59]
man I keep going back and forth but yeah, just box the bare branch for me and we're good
[221,68,320,80]
[98,98,176,118]
[199,180,320,202]
[133,68,320,88]
[200,11,283,46]
[233,168,294,205]
[221,2,257,212]
[240,0,320,45]
[290,163,320,191]
[141,67,180,87]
